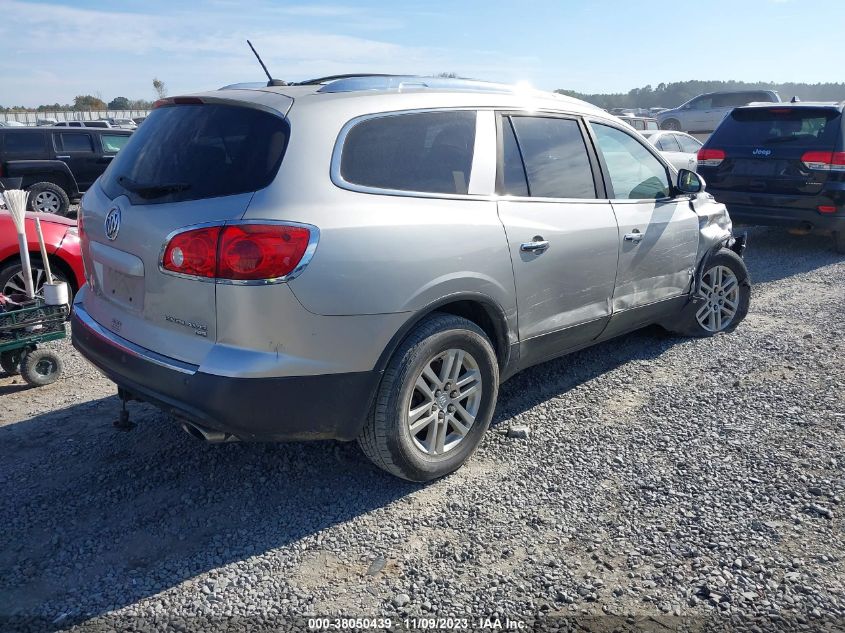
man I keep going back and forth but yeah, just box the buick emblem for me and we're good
[104,206,121,241]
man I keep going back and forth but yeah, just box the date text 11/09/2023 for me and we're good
[307,616,528,630]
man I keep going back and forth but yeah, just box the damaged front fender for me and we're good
[689,193,746,297]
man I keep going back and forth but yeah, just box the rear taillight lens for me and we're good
[218,224,311,280]
[697,148,726,167]
[161,223,314,281]
[801,151,845,172]
[818,205,838,214]
[162,226,222,278]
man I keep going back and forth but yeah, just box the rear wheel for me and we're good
[1,350,23,375]
[671,248,750,337]
[27,182,70,216]
[834,231,845,254]
[20,348,63,387]
[661,118,681,131]
[358,313,499,482]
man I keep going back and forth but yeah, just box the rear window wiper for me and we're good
[117,175,192,199]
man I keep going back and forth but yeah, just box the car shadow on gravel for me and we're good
[737,226,844,284]
[0,395,418,629]
[491,325,679,428]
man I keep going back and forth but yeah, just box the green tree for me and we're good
[108,96,130,110]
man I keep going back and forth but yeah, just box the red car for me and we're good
[0,209,83,299]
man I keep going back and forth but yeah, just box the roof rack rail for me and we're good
[313,75,526,95]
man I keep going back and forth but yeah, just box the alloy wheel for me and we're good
[33,191,61,213]
[406,348,482,455]
[696,265,740,332]
[3,267,49,297]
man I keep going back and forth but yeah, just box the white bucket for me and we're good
[43,281,69,306]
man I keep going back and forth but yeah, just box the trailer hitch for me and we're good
[113,387,137,431]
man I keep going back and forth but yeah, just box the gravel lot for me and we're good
[1,226,843,632]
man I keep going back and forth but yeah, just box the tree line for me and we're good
[1,78,168,113]
[555,80,845,110]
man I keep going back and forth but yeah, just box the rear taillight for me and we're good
[698,148,726,167]
[162,226,221,278]
[801,151,845,172]
[818,205,838,214]
[161,223,315,282]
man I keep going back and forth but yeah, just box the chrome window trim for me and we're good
[158,219,320,286]
[74,303,198,375]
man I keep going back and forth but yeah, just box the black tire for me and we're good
[20,348,64,387]
[358,313,499,482]
[661,118,681,131]
[1,349,23,375]
[670,248,751,337]
[0,258,73,303]
[834,231,845,254]
[27,182,70,215]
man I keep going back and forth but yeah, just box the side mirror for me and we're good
[677,169,705,194]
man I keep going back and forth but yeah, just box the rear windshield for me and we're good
[709,107,842,148]
[100,103,289,204]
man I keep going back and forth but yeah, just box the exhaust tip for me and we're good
[180,420,237,443]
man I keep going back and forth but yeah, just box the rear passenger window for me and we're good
[657,135,681,152]
[4,131,46,155]
[592,123,671,200]
[341,111,476,194]
[508,116,596,198]
[57,133,94,152]
[676,134,702,154]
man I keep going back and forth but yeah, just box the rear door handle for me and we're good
[624,230,644,243]
[520,238,550,253]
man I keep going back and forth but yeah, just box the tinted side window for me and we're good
[509,116,596,199]
[4,131,47,155]
[592,123,671,200]
[341,111,476,194]
[58,133,94,152]
[501,117,528,196]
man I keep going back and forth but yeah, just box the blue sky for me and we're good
[0,0,841,107]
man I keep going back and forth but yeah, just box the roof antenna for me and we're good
[247,40,287,87]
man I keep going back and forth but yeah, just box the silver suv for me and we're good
[71,75,751,481]
[657,90,781,134]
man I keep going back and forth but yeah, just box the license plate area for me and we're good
[100,266,145,311]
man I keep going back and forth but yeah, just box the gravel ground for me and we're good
[0,226,843,632]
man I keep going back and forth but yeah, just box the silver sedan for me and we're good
[640,130,702,172]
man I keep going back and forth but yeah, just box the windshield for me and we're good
[100,103,289,204]
[710,107,841,147]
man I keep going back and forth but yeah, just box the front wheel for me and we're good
[661,118,682,131]
[358,313,499,482]
[672,248,751,337]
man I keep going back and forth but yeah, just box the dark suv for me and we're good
[0,127,132,215]
[697,102,845,253]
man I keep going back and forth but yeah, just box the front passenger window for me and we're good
[591,123,671,200]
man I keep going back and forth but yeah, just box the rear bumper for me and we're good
[71,304,381,441]
[710,190,845,231]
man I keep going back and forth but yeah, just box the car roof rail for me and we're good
[313,74,528,95]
